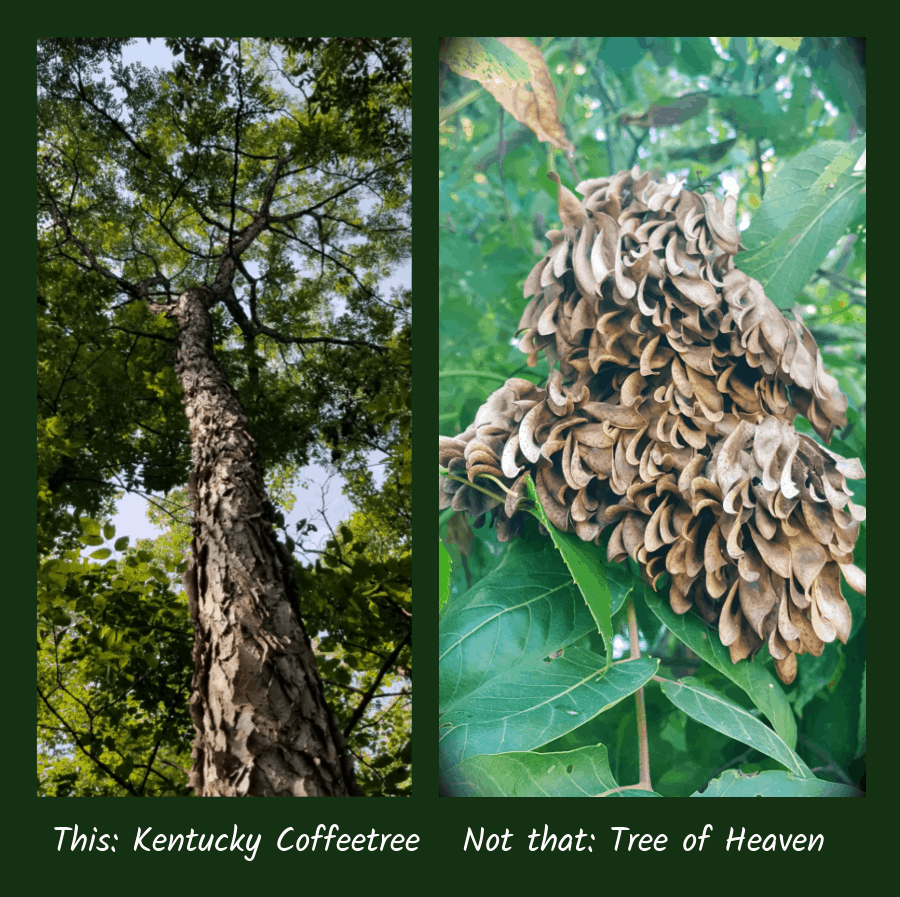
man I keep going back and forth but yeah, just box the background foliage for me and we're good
[439,37,864,797]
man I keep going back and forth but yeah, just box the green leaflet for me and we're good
[438,482,654,796]
[642,585,797,749]
[694,768,863,797]
[523,474,620,670]
[735,137,866,307]
[439,545,600,713]
[454,745,662,797]
[440,651,658,796]
[660,677,813,778]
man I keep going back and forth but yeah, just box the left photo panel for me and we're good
[38,37,411,797]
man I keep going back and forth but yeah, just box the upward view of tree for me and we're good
[38,37,411,797]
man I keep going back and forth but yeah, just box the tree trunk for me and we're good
[170,287,353,796]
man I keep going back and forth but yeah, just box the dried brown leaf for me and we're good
[475,38,574,153]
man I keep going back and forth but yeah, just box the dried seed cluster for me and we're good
[439,166,865,684]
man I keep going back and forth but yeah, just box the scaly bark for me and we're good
[169,286,352,797]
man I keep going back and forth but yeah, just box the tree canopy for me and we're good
[439,37,864,797]
[38,37,412,796]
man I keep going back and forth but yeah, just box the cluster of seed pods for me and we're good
[440,166,865,684]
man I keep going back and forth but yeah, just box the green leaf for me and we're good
[693,768,863,797]
[740,138,865,249]
[371,753,394,770]
[103,522,116,541]
[89,548,112,560]
[642,586,796,749]
[439,543,599,712]
[454,744,662,797]
[440,652,658,795]
[79,516,100,536]
[523,474,616,671]
[113,536,130,551]
[660,677,812,777]
[735,138,866,307]
[384,767,410,786]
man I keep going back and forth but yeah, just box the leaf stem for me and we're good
[439,369,512,383]
[628,596,653,792]
[600,598,654,796]
[438,469,506,506]
[439,88,481,124]
[439,468,538,518]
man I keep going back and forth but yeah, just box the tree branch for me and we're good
[341,631,411,738]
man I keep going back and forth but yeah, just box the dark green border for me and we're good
[20,33,870,887]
